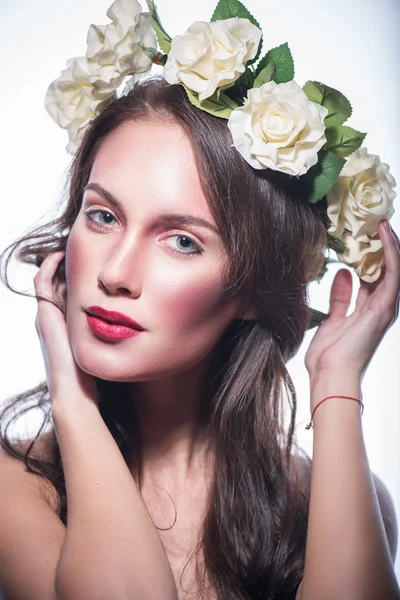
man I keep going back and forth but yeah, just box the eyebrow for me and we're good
[83,182,219,234]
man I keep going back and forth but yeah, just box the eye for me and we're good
[82,211,203,257]
[83,209,118,229]
[166,235,203,257]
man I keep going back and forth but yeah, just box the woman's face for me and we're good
[65,118,246,381]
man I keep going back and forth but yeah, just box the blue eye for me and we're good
[168,235,202,256]
[83,210,203,257]
[84,209,117,228]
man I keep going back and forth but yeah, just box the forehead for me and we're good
[88,118,215,223]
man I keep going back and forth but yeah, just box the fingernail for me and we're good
[383,219,390,230]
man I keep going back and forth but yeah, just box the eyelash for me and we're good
[83,209,203,257]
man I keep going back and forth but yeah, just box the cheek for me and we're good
[65,227,93,291]
[141,266,237,378]
[150,259,233,330]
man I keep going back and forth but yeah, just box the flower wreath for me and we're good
[45,0,397,327]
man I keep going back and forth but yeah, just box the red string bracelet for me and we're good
[305,395,364,430]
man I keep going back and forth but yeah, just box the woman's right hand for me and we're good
[34,250,99,408]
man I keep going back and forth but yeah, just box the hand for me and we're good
[34,251,99,408]
[305,220,400,386]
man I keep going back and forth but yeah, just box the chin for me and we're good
[70,345,136,382]
[70,339,210,385]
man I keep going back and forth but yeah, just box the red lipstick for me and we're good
[85,305,145,341]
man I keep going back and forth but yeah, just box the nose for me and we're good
[97,235,143,297]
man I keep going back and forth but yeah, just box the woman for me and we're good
[0,73,398,600]
[0,1,399,599]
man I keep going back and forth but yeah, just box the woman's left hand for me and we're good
[304,219,400,386]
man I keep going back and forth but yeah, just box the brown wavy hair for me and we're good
[0,75,328,599]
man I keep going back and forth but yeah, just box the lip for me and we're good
[85,314,143,340]
[85,305,145,330]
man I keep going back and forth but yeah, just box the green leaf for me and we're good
[211,0,261,27]
[253,61,275,87]
[308,307,329,329]
[324,125,366,157]
[302,151,346,204]
[327,232,347,254]
[182,84,239,119]
[303,81,352,128]
[145,0,172,54]
[223,80,247,104]
[238,67,255,90]
[255,43,294,84]
[210,0,263,66]
[216,80,244,99]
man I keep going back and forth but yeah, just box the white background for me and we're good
[1,0,399,580]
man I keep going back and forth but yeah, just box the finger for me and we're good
[388,221,400,247]
[328,268,353,319]
[33,251,65,300]
[34,253,71,369]
[384,220,400,249]
[378,220,400,300]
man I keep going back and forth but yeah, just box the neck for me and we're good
[130,360,215,488]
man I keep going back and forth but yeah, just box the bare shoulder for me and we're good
[0,430,61,515]
[0,432,66,599]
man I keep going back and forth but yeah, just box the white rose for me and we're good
[45,0,157,154]
[336,231,385,283]
[326,147,396,243]
[227,80,328,175]
[66,127,86,155]
[106,0,145,31]
[163,18,262,101]
[86,0,157,95]
[45,57,106,131]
